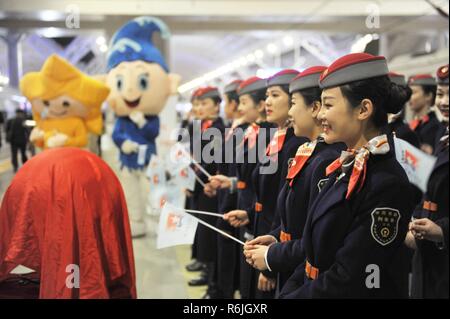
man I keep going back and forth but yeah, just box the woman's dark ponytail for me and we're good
[340,75,411,128]
[385,82,412,114]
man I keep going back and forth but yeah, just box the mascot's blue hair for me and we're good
[107,16,170,72]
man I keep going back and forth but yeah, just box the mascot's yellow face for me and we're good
[31,95,89,119]
[20,54,110,135]
[106,60,172,117]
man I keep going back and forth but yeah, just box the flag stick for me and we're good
[178,145,212,178]
[186,211,245,246]
[185,209,223,218]
[193,174,206,187]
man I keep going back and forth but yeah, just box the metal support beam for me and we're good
[25,33,64,58]
[62,35,95,65]
[0,32,24,88]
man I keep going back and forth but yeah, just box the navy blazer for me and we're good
[412,140,449,298]
[232,121,274,223]
[415,112,445,153]
[266,141,345,286]
[249,128,308,238]
[384,117,420,148]
[217,122,249,231]
[191,118,225,204]
[279,146,416,298]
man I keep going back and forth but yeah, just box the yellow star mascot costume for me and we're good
[20,54,110,149]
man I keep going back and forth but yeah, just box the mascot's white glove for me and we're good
[121,139,139,154]
[46,133,68,148]
[29,127,45,142]
[129,111,147,129]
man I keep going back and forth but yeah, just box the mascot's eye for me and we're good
[63,101,70,107]
[43,100,50,107]
[116,75,124,91]
[138,74,149,91]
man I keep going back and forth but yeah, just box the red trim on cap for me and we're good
[388,72,404,78]
[191,88,202,98]
[272,69,299,77]
[229,79,243,85]
[239,76,264,90]
[320,53,385,82]
[437,64,449,80]
[268,69,299,83]
[195,87,205,96]
[410,74,434,80]
[293,66,327,81]
[197,86,219,98]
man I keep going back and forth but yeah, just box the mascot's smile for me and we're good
[49,109,68,117]
[124,97,141,108]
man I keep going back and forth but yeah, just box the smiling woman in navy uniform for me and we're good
[188,87,225,294]
[243,66,345,293]
[209,76,274,299]
[232,77,273,300]
[184,88,205,274]
[408,74,444,154]
[278,53,416,298]
[210,79,248,299]
[407,64,449,299]
[223,69,308,299]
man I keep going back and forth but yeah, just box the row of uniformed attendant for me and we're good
[182,54,448,298]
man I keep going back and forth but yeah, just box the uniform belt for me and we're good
[423,201,438,212]
[255,202,263,212]
[305,260,319,280]
[237,181,247,190]
[280,231,291,242]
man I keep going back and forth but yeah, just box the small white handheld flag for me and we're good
[393,136,437,193]
[157,203,198,249]
[167,143,191,172]
[146,155,167,187]
[149,185,169,210]
[174,166,196,191]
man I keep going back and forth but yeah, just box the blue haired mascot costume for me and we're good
[106,17,180,237]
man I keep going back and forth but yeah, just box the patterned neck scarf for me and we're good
[242,123,260,149]
[224,120,242,141]
[286,136,323,186]
[201,120,213,133]
[266,128,287,156]
[326,135,390,199]
[409,114,430,131]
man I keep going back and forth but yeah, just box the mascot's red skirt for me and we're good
[0,148,136,298]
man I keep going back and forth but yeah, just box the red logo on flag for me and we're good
[166,213,183,230]
[160,196,167,208]
[404,150,418,171]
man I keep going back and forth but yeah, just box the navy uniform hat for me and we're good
[408,74,436,86]
[238,76,266,96]
[319,53,389,89]
[437,64,449,85]
[224,80,243,94]
[388,72,407,86]
[290,66,327,93]
[107,16,170,72]
[267,69,299,88]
